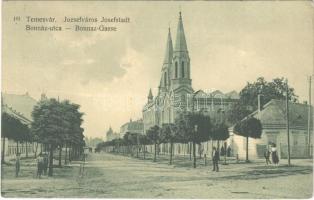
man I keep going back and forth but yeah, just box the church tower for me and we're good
[159,28,173,95]
[147,88,153,103]
[170,12,192,92]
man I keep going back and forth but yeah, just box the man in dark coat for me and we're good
[15,153,21,177]
[212,147,219,172]
[264,148,271,165]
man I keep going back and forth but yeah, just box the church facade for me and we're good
[142,12,239,133]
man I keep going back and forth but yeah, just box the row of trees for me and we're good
[96,111,230,168]
[1,98,85,177]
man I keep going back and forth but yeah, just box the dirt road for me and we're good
[1,153,312,198]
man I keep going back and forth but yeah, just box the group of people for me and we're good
[220,146,232,157]
[36,152,49,178]
[264,143,279,166]
[14,152,48,178]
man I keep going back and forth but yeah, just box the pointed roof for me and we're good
[163,28,173,64]
[148,88,153,99]
[174,12,188,52]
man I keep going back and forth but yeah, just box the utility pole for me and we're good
[258,94,262,113]
[308,76,312,158]
[286,79,291,166]
[193,125,197,168]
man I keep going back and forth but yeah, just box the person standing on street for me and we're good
[271,143,279,166]
[212,147,219,172]
[15,153,21,177]
[37,153,44,178]
[42,153,48,176]
[264,148,272,165]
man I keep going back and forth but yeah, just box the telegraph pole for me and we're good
[308,76,312,158]
[286,79,291,166]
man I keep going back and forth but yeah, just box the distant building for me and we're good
[106,127,119,141]
[229,99,313,159]
[142,12,239,133]
[120,119,144,138]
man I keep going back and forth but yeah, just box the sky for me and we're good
[2,1,314,139]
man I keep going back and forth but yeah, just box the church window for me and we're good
[175,62,178,78]
[181,61,185,78]
[164,72,167,85]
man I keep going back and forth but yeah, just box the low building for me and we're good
[120,119,144,138]
[229,99,313,159]
[1,92,42,160]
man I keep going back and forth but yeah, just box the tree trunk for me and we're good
[169,142,173,165]
[189,142,192,161]
[217,140,220,161]
[34,142,38,158]
[1,137,5,163]
[16,141,19,155]
[64,143,67,165]
[211,140,213,159]
[58,145,62,167]
[48,144,54,177]
[154,142,157,162]
[136,145,139,158]
[199,144,202,159]
[69,144,72,162]
[25,142,28,158]
[193,141,196,168]
[246,136,249,162]
[22,142,24,155]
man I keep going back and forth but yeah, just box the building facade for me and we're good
[142,12,239,133]
[228,99,313,159]
[119,119,144,138]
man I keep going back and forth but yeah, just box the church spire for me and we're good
[163,28,173,64]
[148,88,153,102]
[174,12,188,52]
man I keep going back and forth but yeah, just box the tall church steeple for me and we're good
[174,12,188,52]
[171,12,192,91]
[163,28,173,65]
[159,28,173,93]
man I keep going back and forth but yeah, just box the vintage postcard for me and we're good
[1,0,313,198]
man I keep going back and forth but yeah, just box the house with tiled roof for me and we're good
[228,99,313,159]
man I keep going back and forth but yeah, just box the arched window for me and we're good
[181,61,185,78]
[175,62,178,78]
[164,72,167,86]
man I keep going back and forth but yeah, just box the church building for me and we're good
[142,12,239,133]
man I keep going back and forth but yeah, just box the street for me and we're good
[1,152,313,198]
